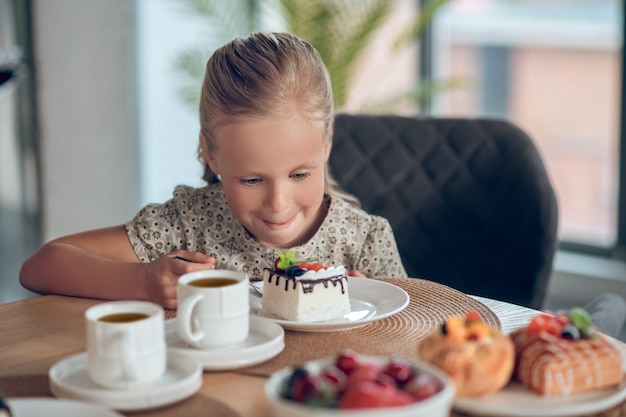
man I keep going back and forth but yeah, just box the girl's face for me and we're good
[203,114,331,249]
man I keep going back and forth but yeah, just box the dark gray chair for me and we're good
[330,114,559,309]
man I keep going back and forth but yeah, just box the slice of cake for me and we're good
[261,251,351,323]
[511,307,624,396]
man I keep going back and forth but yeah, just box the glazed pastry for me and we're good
[418,311,514,397]
[511,307,624,396]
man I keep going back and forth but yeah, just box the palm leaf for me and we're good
[329,0,391,108]
[279,0,391,109]
[393,0,449,49]
[172,48,210,107]
[172,0,266,107]
[171,0,457,112]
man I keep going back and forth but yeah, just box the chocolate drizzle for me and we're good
[263,268,347,294]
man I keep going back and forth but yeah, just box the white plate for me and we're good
[454,378,626,417]
[49,351,202,412]
[250,277,410,332]
[165,314,285,370]
[6,398,123,417]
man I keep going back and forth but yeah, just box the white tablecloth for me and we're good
[472,296,540,334]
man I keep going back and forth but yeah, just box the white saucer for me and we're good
[49,351,202,412]
[6,397,124,417]
[165,315,285,370]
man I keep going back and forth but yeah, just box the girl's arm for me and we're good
[19,225,214,309]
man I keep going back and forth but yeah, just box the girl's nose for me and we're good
[265,184,288,211]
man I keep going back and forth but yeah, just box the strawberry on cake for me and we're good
[510,307,624,396]
[261,251,351,323]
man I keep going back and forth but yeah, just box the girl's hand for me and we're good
[143,251,215,309]
[348,269,366,278]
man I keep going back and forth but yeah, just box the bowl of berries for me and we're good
[265,351,455,417]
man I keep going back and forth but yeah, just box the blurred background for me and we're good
[1,0,625,320]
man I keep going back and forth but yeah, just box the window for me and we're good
[428,0,623,255]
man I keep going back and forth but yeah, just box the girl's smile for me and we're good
[264,217,294,230]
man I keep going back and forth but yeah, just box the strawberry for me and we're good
[339,381,413,409]
[273,257,282,272]
[526,313,552,334]
[320,365,347,392]
[345,363,382,387]
[375,373,397,389]
[465,310,482,322]
[335,351,360,375]
[527,313,563,337]
[386,389,415,406]
[382,359,413,385]
[554,312,571,326]
[544,318,563,337]
[299,262,325,272]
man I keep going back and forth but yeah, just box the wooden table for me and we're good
[0,278,541,417]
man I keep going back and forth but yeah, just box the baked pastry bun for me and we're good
[418,311,514,397]
[511,307,624,396]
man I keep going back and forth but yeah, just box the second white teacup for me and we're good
[177,269,250,349]
[85,300,166,390]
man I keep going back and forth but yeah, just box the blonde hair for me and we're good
[198,32,359,206]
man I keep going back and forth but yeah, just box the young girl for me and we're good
[20,32,407,309]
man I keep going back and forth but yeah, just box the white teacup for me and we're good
[177,269,250,349]
[85,301,166,390]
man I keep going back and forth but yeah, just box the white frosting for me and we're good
[296,265,347,280]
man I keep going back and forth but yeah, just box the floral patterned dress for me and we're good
[125,183,407,279]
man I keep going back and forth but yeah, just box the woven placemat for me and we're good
[238,277,500,377]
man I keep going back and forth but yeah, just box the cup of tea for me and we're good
[85,301,166,390]
[176,269,250,349]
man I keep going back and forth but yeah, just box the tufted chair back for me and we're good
[329,114,559,309]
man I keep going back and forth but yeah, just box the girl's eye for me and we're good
[291,172,310,180]
[241,178,261,185]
